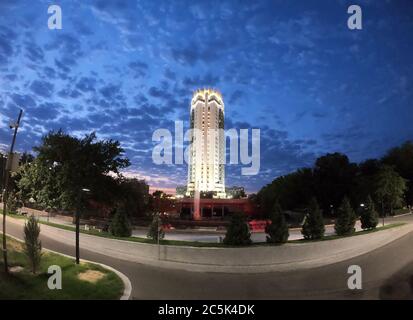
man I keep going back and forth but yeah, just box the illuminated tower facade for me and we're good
[186,89,226,198]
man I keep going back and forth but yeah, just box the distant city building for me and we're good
[186,89,226,198]
[225,186,246,199]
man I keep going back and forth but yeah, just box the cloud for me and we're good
[76,77,97,93]
[229,90,244,104]
[10,93,36,108]
[99,84,122,100]
[312,111,328,118]
[57,88,82,99]
[54,58,71,73]
[0,25,16,65]
[41,66,57,79]
[24,41,44,63]
[148,86,171,99]
[164,68,176,80]
[0,1,412,193]
[29,80,54,98]
[45,33,83,59]
[128,60,148,78]
[5,74,18,81]
[171,41,229,65]
[182,74,220,89]
[27,102,62,121]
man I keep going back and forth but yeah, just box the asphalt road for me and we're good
[2,214,413,300]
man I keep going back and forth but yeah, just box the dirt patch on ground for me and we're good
[9,266,24,273]
[8,240,23,252]
[77,270,106,283]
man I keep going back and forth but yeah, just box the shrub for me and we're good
[6,191,19,213]
[109,206,132,237]
[302,198,325,240]
[334,197,357,236]
[147,213,165,242]
[24,215,42,274]
[265,201,289,244]
[360,195,379,230]
[223,213,252,246]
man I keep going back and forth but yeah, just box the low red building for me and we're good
[176,198,258,220]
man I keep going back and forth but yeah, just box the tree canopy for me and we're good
[374,165,406,215]
[382,141,413,205]
[256,141,412,218]
[17,130,130,212]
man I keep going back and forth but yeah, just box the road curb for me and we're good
[4,233,132,300]
[5,215,413,274]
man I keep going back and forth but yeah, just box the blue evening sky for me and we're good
[0,0,412,193]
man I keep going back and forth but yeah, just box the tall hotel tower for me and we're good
[186,89,226,198]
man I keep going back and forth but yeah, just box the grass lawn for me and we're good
[4,211,407,248]
[288,222,406,243]
[6,212,228,247]
[0,234,124,300]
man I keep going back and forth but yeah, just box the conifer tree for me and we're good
[360,195,379,230]
[110,206,132,237]
[147,213,165,242]
[223,212,252,246]
[302,198,325,240]
[24,215,42,274]
[334,197,357,236]
[265,201,289,244]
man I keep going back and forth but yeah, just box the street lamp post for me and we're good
[75,188,90,264]
[2,109,23,273]
[75,199,80,264]
[157,212,161,260]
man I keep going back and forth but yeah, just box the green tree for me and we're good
[19,152,34,165]
[382,141,413,206]
[223,213,252,246]
[110,206,132,237]
[118,178,150,218]
[334,197,357,236]
[314,153,358,216]
[18,161,60,210]
[149,190,174,214]
[256,168,314,216]
[147,213,165,242]
[374,165,407,216]
[6,191,19,213]
[17,131,130,263]
[24,215,42,274]
[265,201,289,244]
[360,196,379,230]
[18,130,130,212]
[301,198,325,240]
[353,159,382,207]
